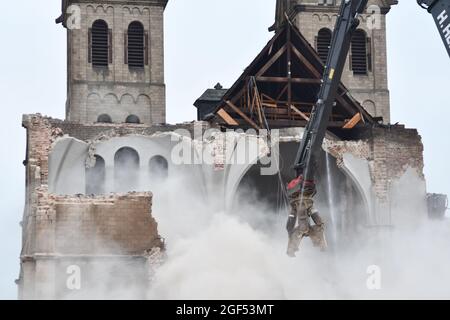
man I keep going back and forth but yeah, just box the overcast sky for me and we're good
[0,0,449,299]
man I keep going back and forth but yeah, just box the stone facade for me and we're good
[324,125,427,226]
[62,0,168,125]
[18,113,428,298]
[20,192,163,300]
[18,0,431,300]
[291,0,397,122]
[18,115,165,299]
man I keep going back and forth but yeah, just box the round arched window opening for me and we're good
[149,155,168,180]
[86,155,106,195]
[126,115,141,124]
[97,114,112,123]
[114,147,140,192]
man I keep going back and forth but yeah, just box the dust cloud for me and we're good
[148,171,450,300]
[48,151,450,300]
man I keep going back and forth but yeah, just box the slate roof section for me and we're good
[194,84,228,121]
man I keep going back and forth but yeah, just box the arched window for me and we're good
[97,114,112,123]
[351,29,371,75]
[149,155,168,180]
[125,115,141,124]
[89,20,111,67]
[316,28,332,63]
[126,21,147,68]
[114,147,140,192]
[86,155,106,195]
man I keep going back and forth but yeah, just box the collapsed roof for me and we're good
[195,21,377,136]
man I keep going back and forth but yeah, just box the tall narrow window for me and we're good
[351,30,371,75]
[316,28,332,64]
[90,20,110,67]
[114,147,140,192]
[126,21,146,68]
[86,155,106,195]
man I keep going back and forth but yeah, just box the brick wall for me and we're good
[326,125,425,203]
[54,193,163,255]
[19,114,167,299]
[20,189,164,299]
[370,126,425,202]
[49,118,200,142]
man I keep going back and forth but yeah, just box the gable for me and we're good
[211,22,375,135]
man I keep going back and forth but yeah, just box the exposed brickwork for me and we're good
[22,115,64,186]
[371,126,425,202]
[19,113,428,299]
[325,125,425,202]
[323,139,371,168]
[22,113,205,152]
[19,114,167,299]
[29,191,163,256]
[20,188,164,299]
[54,193,163,255]
[50,119,200,142]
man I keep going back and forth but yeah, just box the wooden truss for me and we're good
[213,22,374,132]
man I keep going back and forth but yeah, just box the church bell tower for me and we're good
[57,0,168,125]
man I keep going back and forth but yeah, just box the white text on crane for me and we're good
[437,10,450,48]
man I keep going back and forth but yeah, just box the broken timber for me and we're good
[210,21,375,137]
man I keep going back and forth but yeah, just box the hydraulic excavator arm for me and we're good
[285,0,450,255]
[287,0,369,196]
[418,0,450,58]
[285,0,369,256]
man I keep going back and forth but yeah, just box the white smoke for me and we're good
[35,148,450,300]
[148,170,450,300]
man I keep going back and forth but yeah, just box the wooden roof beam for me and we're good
[217,108,239,126]
[256,76,321,84]
[225,100,261,130]
[256,44,288,77]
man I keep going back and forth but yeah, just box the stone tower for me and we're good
[286,0,397,123]
[57,0,168,125]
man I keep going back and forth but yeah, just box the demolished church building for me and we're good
[17,0,437,299]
